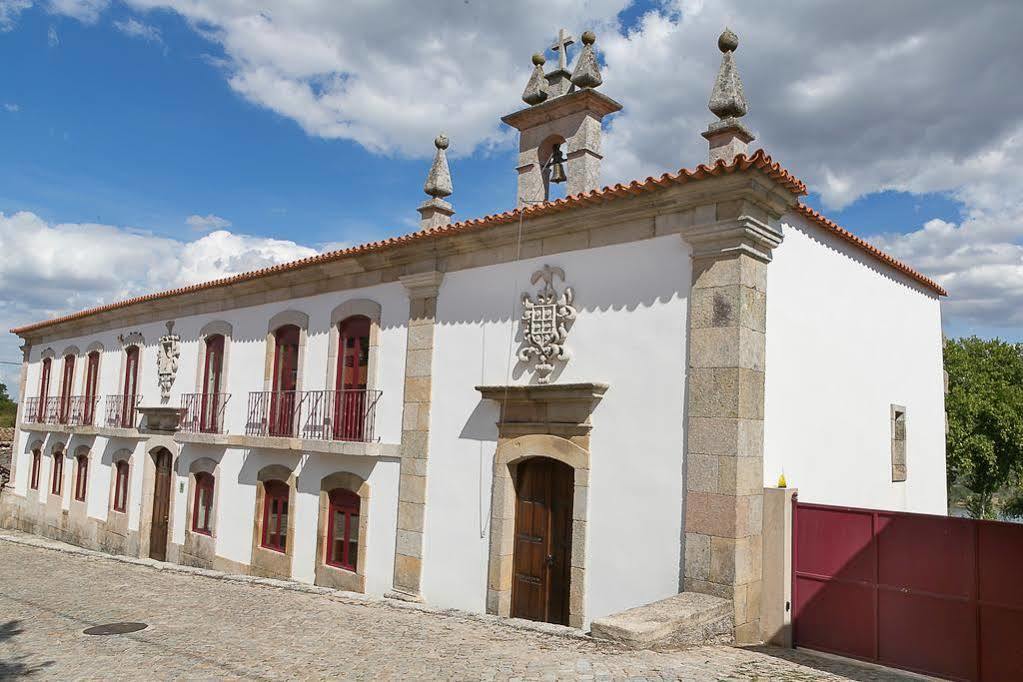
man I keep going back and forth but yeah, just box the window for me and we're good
[261,480,289,552]
[83,351,100,426]
[334,316,370,441]
[29,449,41,490]
[51,449,64,496]
[201,334,225,432]
[269,325,300,437]
[112,460,129,512]
[326,488,360,571]
[37,357,52,422]
[891,405,907,482]
[74,454,88,502]
[192,472,215,535]
[59,354,76,423]
[122,345,140,427]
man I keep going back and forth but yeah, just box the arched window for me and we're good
[59,354,76,424]
[74,454,88,502]
[326,488,360,571]
[29,449,41,490]
[83,351,100,426]
[51,447,64,496]
[261,480,289,552]
[201,334,225,433]
[122,345,141,428]
[192,472,215,535]
[334,316,370,441]
[37,357,52,422]
[112,460,129,512]
[269,325,300,437]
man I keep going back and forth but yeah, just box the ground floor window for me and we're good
[261,480,289,552]
[192,472,215,535]
[30,450,41,490]
[74,455,88,502]
[326,488,360,571]
[112,460,129,512]
[51,450,63,496]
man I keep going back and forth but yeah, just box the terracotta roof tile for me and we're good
[794,204,946,297]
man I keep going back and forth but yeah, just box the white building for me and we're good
[1,29,946,643]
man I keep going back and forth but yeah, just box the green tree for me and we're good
[0,382,15,428]
[945,337,1023,518]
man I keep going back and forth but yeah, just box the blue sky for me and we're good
[1,0,1022,393]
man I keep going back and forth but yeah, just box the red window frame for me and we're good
[269,325,300,437]
[192,472,215,535]
[334,316,370,441]
[29,449,41,490]
[325,488,360,571]
[83,351,100,426]
[37,357,52,421]
[260,480,289,553]
[74,455,88,502]
[112,460,129,512]
[59,354,76,423]
[200,334,225,433]
[122,345,140,427]
[51,449,63,496]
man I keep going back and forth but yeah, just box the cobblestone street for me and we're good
[0,536,917,681]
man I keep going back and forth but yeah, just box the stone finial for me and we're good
[708,27,747,120]
[570,30,602,89]
[522,53,550,106]
[418,134,454,230]
[702,27,755,165]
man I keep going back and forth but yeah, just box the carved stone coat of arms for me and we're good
[157,320,181,402]
[518,265,577,383]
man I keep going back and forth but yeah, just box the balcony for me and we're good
[246,389,381,443]
[180,393,231,434]
[105,394,142,430]
[23,396,100,427]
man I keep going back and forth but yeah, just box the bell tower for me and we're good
[501,30,622,207]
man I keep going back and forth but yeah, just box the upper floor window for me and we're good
[334,316,371,441]
[269,325,300,437]
[112,460,129,512]
[261,480,289,553]
[201,334,225,433]
[326,488,360,571]
[83,351,100,426]
[122,345,140,427]
[192,472,215,535]
[51,448,64,496]
[74,454,88,502]
[29,449,41,490]
[59,354,76,423]
[36,357,52,421]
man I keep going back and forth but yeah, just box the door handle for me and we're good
[545,554,555,567]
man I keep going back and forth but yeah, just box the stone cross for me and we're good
[550,28,575,71]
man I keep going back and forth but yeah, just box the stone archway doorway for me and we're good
[511,457,574,625]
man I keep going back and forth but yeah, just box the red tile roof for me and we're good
[8,149,941,336]
[794,204,946,296]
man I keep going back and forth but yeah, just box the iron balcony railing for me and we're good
[246,389,381,443]
[180,392,231,434]
[24,395,103,427]
[106,394,142,429]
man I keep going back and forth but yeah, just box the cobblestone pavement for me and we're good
[0,537,920,681]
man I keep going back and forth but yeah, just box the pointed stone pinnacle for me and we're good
[570,30,602,89]
[708,28,747,119]
[522,53,549,105]
[423,134,452,199]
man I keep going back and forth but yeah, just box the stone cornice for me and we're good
[686,215,785,264]
[399,271,444,299]
[477,382,609,438]
[501,89,623,130]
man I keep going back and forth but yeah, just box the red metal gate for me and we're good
[793,499,1023,681]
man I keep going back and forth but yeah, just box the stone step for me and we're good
[590,592,733,650]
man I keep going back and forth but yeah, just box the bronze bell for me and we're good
[548,145,568,184]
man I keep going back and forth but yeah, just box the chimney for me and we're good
[417,134,454,230]
[501,30,622,207]
[702,28,755,165]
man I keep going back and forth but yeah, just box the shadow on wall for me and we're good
[0,620,54,678]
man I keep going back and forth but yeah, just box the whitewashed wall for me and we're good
[423,235,692,625]
[764,212,947,514]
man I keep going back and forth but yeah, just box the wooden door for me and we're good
[59,355,75,423]
[122,346,140,427]
[334,316,370,440]
[149,449,172,561]
[37,358,51,421]
[269,325,299,436]
[83,351,99,425]
[511,457,574,625]
[200,335,224,432]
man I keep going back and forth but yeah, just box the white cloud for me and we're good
[46,0,108,24]
[3,102,18,112]
[113,16,161,42]
[186,213,230,231]
[46,23,57,46]
[0,0,31,31]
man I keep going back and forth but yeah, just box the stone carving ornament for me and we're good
[157,320,181,402]
[518,265,576,383]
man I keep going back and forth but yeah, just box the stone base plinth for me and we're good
[590,592,733,650]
